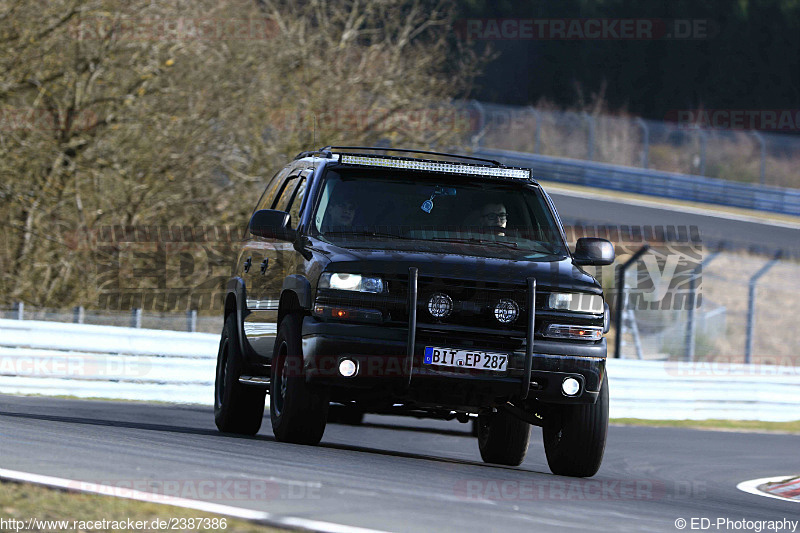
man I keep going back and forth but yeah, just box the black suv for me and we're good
[214,147,614,478]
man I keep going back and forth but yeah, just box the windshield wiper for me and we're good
[527,241,560,254]
[428,237,518,249]
[322,230,414,240]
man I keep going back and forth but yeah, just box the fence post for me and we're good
[614,245,650,359]
[529,106,542,154]
[697,129,707,176]
[636,118,649,168]
[131,308,142,329]
[684,250,721,362]
[751,131,766,186]
[745,252,781,364]
[16,301,24,320]
[583,112,595,161]
[470,99,486,150]
[73,306,85,324]
[187,309,197,332]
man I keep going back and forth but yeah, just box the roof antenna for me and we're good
[313,113,317,147]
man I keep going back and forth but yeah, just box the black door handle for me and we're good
[260,258,269,274]
[243,256,252,273]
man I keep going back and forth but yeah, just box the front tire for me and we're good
[214,314,266,435]
[270,314,329,445]
[543,373,609,477]
[477,409,531,466]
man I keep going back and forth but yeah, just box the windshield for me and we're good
[311,167,568,259]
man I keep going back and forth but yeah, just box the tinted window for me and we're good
[312,168,567,259]
[255,167,291,212]
[274,176,299,211]
[287,178,308,226]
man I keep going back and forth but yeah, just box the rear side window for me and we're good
[287,179,308,225]
[255,167,291,212]
[274,176,299,211]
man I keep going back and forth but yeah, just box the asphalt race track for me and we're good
[0,395,797,532]
[549,191,800,256]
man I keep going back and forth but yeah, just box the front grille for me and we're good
[315,275,603,332]
[386,275,540,332]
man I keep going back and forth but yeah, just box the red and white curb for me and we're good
[737,476,800,503]
[0,468,389,533]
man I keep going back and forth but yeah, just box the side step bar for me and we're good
[238,375,270,387]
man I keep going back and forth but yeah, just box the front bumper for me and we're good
[301,318,606,406]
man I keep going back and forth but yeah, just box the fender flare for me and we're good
[281,274,313,309]
[278,275,313,326]
[224,277,251,357]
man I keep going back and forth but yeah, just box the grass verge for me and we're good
[0,480,285,533]
[610,418,800,434]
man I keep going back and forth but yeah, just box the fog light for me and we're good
[494,298,519,324]
[338,358,358,378]
[562,377,581,396]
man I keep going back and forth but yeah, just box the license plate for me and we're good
[423,346,508,371]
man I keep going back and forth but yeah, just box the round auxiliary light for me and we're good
[494,298,519,324]
[339,358,357,378]
[562,377,581,396]
[428,292,453,320]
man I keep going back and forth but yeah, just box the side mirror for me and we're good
[249,209,296,241]
[573,237,615,266]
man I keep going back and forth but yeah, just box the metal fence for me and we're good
[0,304,223,334]
[471,147,800,216]
[605,249,800,367]
[464,101,800,190]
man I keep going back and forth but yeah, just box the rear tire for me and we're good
[543,373,609,477]
[477,409,531,466]
[214,314,266,435]
[270,314,329,445]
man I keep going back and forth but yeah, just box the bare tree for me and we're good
[0,0,485,311]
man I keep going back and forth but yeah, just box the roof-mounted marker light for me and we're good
[338,154,532,180]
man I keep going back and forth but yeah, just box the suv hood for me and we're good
[311,239,601,294]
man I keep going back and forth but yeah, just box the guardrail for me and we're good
[1,319,797,421]
[473,147,800,216]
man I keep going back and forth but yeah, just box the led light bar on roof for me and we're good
[339,154,532,180]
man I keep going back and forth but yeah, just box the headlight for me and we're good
[548,292,603,313]
[318,272,384,293]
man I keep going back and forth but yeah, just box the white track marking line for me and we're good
[0,468,390,533]
[544,184,800,230]
[736,476,800,503]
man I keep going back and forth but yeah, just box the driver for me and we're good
[472,202,508,236]
[326,200,356,228]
